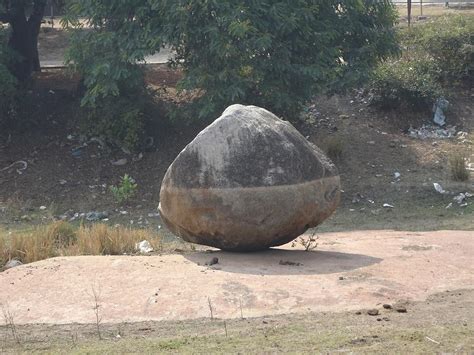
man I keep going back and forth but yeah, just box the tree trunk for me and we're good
[6,0,46,82]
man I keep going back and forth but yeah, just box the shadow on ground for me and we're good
[184,249,382,276]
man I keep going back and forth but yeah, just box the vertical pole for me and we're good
[407,0,412,27]
[420,0,423,17]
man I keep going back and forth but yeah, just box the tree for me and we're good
[0,0,48,82]
[65,0,399,119]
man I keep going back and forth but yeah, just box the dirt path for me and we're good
[1,230,472,325]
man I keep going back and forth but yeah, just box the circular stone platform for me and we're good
[0,230,472,325]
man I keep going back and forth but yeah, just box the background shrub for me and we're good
[404,15,474,83]
[369,15,472,110]
[80,93,146,151]
[370,57,443,110]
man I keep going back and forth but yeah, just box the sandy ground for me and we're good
[0,230,472,325]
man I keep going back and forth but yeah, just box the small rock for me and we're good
[367,141,376,145]
[205,257,219,266]
[279,260,302,266]
[383,203,394,209]
[86,211,109,222]
[39,206,47,211]
[367,309,379,316]
[111,158,128,166]
[339,276,344,280]
[393,303,407,313]
[355,311,362,315]
[394,172,401,179]
[4,259,22,270]
[383,304,392,309]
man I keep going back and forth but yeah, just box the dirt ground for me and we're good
[1,289,473,353]
[0,66,472,235]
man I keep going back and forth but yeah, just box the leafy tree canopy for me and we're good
[65,0,399,119]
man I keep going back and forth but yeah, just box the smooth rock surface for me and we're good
[159,104,340,251]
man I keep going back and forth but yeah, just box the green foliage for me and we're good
[110,174,138,204]
[369,15,472,110]
[64,0,398,121]
[370,57,443,110]
[80,93,145,151]
[403,15,473,83]
[62,0,163,106]
[163,0,398,120]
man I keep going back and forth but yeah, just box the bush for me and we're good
[370,57,443,110]
[80,93,146,151]
[405,15,474,83]
[110,174,138,204]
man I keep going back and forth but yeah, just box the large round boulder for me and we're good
[159,104,340,251]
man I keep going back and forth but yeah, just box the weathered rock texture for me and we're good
[159,105,340,251]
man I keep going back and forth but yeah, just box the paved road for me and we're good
[40,46,174,68]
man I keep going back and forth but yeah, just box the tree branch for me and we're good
[28,0,47,26]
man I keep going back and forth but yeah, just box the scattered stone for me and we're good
[383,304,392,309]
[86,211,109,222]
[355,311,362,315]
[39,205,47,211]
[4,259,22,270]
[383,203,394,209]
[367,309,379,316]
[408,125,456,140]
[339,276,344,280]
[393,303,407,313]
[205,257,219,266]
[394,172,401,179]
[136,240,154,254]
[111,158,128,166]
[159,104,340,251]
[279,260,302,266]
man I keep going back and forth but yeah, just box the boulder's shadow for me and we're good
[184,249,382,276]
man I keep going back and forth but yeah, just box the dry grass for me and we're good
[449,152,469,182]
[71,224,153,256]
[323,136,344,161]
[0,222,161,267]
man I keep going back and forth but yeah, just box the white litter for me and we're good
[136,240,154,254]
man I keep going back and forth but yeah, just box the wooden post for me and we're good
[407,0,412,27]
